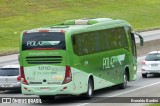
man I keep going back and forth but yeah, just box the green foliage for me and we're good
[0,0,160,53]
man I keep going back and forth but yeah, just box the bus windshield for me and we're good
[22,32,65,50]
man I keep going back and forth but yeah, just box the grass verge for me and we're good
[0,0,160,54]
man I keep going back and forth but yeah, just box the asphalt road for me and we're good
[0,54,19,68]
[135,29,160,43]
[0,55,160,106]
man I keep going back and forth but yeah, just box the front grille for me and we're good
[26,56,63,64]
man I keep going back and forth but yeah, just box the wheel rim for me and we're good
[124,74,127,87]
[88,81,93,96]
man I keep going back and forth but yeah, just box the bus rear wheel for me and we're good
[82,78,94,99]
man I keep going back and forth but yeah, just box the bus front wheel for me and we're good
[119,71,128,89]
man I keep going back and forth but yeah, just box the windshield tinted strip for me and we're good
[22,32,65,50]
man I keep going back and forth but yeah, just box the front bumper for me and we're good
[0,85,21,91]
[142,68,160,74]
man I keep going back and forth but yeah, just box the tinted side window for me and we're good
[92,32,101,53]
[72,27,129,55]
[101,30,110,51]
[109,29,119,49]
[82,33,93,54]
[72,35,82,55]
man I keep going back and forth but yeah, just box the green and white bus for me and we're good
[19,18,143,100]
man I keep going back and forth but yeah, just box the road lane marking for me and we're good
[108,81,160,97]
[76,81,160,106]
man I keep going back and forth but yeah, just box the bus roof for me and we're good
[25,18,131,35]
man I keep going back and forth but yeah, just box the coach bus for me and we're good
[19,18,143,101]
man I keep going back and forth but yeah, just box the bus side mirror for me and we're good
[132,31,144,46]
[139,36,144,46]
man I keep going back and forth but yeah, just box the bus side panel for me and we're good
[71,49,130,90]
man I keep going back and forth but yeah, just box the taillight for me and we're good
[142,61,146,65]
[23,31,27,35]
[62,66,72,84]
[61,30,65,33]
[17,76,21,81]
[20,66,28,85]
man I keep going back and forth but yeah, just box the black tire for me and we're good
[119,71,128,89]
[83,79,94,99]
[39,96,55,103]
[142,74,147,78]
